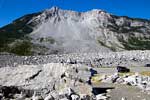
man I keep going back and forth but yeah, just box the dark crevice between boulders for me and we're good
[92,87,115,95]
[0,85,34,99]
[25,70,42,81]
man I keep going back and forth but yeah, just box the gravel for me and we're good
[1,50,150,68]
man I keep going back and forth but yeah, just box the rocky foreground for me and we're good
[0,63,94,100]
[0,63,150,100]
[0,50,150,100]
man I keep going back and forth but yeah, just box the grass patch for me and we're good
[97,39,117,51]
[140,71,150,76]
[100,66,116,68]
[91,74,103,83]
[9,40,33,56]
[118,36,150,50]
[39,37,55,44]
[118,72,135,76]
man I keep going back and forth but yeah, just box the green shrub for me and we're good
[97,39,117,51]
[119,37,150,50]
[10,41,33,56]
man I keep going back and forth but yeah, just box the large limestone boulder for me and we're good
[0,63,93,99]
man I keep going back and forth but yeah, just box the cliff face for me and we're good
[0,7,150,55]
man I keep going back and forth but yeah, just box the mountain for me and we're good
[0,6,150,55]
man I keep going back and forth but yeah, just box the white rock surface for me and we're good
[96,94,109,100]
[0,63,93,99]
[100,73,150,94]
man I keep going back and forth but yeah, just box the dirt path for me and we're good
[94,83,150,100]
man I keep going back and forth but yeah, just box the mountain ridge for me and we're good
[0,6,150,55]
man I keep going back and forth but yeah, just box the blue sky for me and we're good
[0,0,150,27]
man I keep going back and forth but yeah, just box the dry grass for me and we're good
[91,72,135,83]
[119,71,150,77]
[118,72,135,76]
[140,71,150,76]
[91,74,103,83]
[91,71,150,84]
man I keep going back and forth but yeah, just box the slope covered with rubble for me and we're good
[0,7,150,55]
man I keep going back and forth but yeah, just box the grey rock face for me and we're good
[29,7,150,53]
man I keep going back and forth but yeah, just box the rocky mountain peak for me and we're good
[0,7,150,55]
[88,9,107,15]
[50,6,60,11]
[28,7,111,24]
[44,6,60,15]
